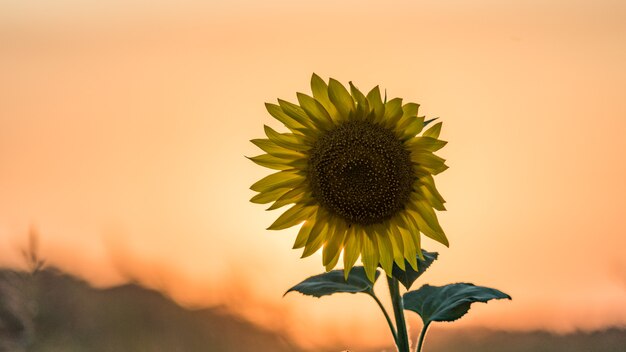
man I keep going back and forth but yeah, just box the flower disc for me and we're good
[308,120,414,225]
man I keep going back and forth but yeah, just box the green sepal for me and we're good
[423,121,443,138]
[391,250,438,289]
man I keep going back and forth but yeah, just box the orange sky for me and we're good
[1,0,626,349]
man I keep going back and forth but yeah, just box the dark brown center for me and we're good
[308,120,414,225]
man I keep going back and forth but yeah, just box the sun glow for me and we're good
[1,0,626,349]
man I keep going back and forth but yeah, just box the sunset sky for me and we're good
[1,0,626,349]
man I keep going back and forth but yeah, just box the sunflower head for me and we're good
[249,74,448,281]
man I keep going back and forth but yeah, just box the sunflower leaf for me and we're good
[284,267,380,298]
[391,250,438,289]
[403,283,511,324]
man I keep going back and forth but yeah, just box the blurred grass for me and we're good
[410,327,626,352]
[1,266,625,352]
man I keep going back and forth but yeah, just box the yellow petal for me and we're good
[323,219,347,268]
[264,125,311,151]
[366,86,385,119]
[373,225,394,276]
[418,176,446,211]
[250,170,304,192]
[396,103,419,130]
[328,78,355,119]
[418,183,446,211]
[322,217,339,266]
[342,226,361,279]
[411,152,448,174]
[247,154,306,171]
[265,103,306,132]
[406,136,448,152]
[399,116,425,140]
[397,224,418,270]
[302,210,330,258]
[297,92,334,131]
[360,227,380,282]
[322,218,344,270]
[250,187,290,204]
[407,203,449,247]
[388,224,406,270]
[293,219,315,249]
[399,212,423,264]
[412,220,423,260]
[250,138,304,158]
[268,203,316,230]
[325,247,342,272]
[382,98,403,128]
[349,82,370,120]
[277,99,316,131]
[310,73,340,121]
[267,185,307,210]
[420,175,446,204]
[413,200,444,233]
[423,121,443,139]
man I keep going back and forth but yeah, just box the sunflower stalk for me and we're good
[387,276,410,352]
[415,322,430,352]
[370,293,398,345]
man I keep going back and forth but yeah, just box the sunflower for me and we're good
[249,74,448,281]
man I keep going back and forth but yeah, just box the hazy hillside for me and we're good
[356,328,626,352]
[1,267,625,352]
[0,268,299,352]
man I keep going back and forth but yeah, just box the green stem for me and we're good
[370,293,398,345]
[387,276,410,352]
[415,322,430,352]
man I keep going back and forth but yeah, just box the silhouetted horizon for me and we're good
[1,265,625,352]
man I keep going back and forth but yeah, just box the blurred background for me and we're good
[1,0,625,350]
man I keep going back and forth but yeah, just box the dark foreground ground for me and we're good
[409,327,626,352]
[1,267,624,352]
